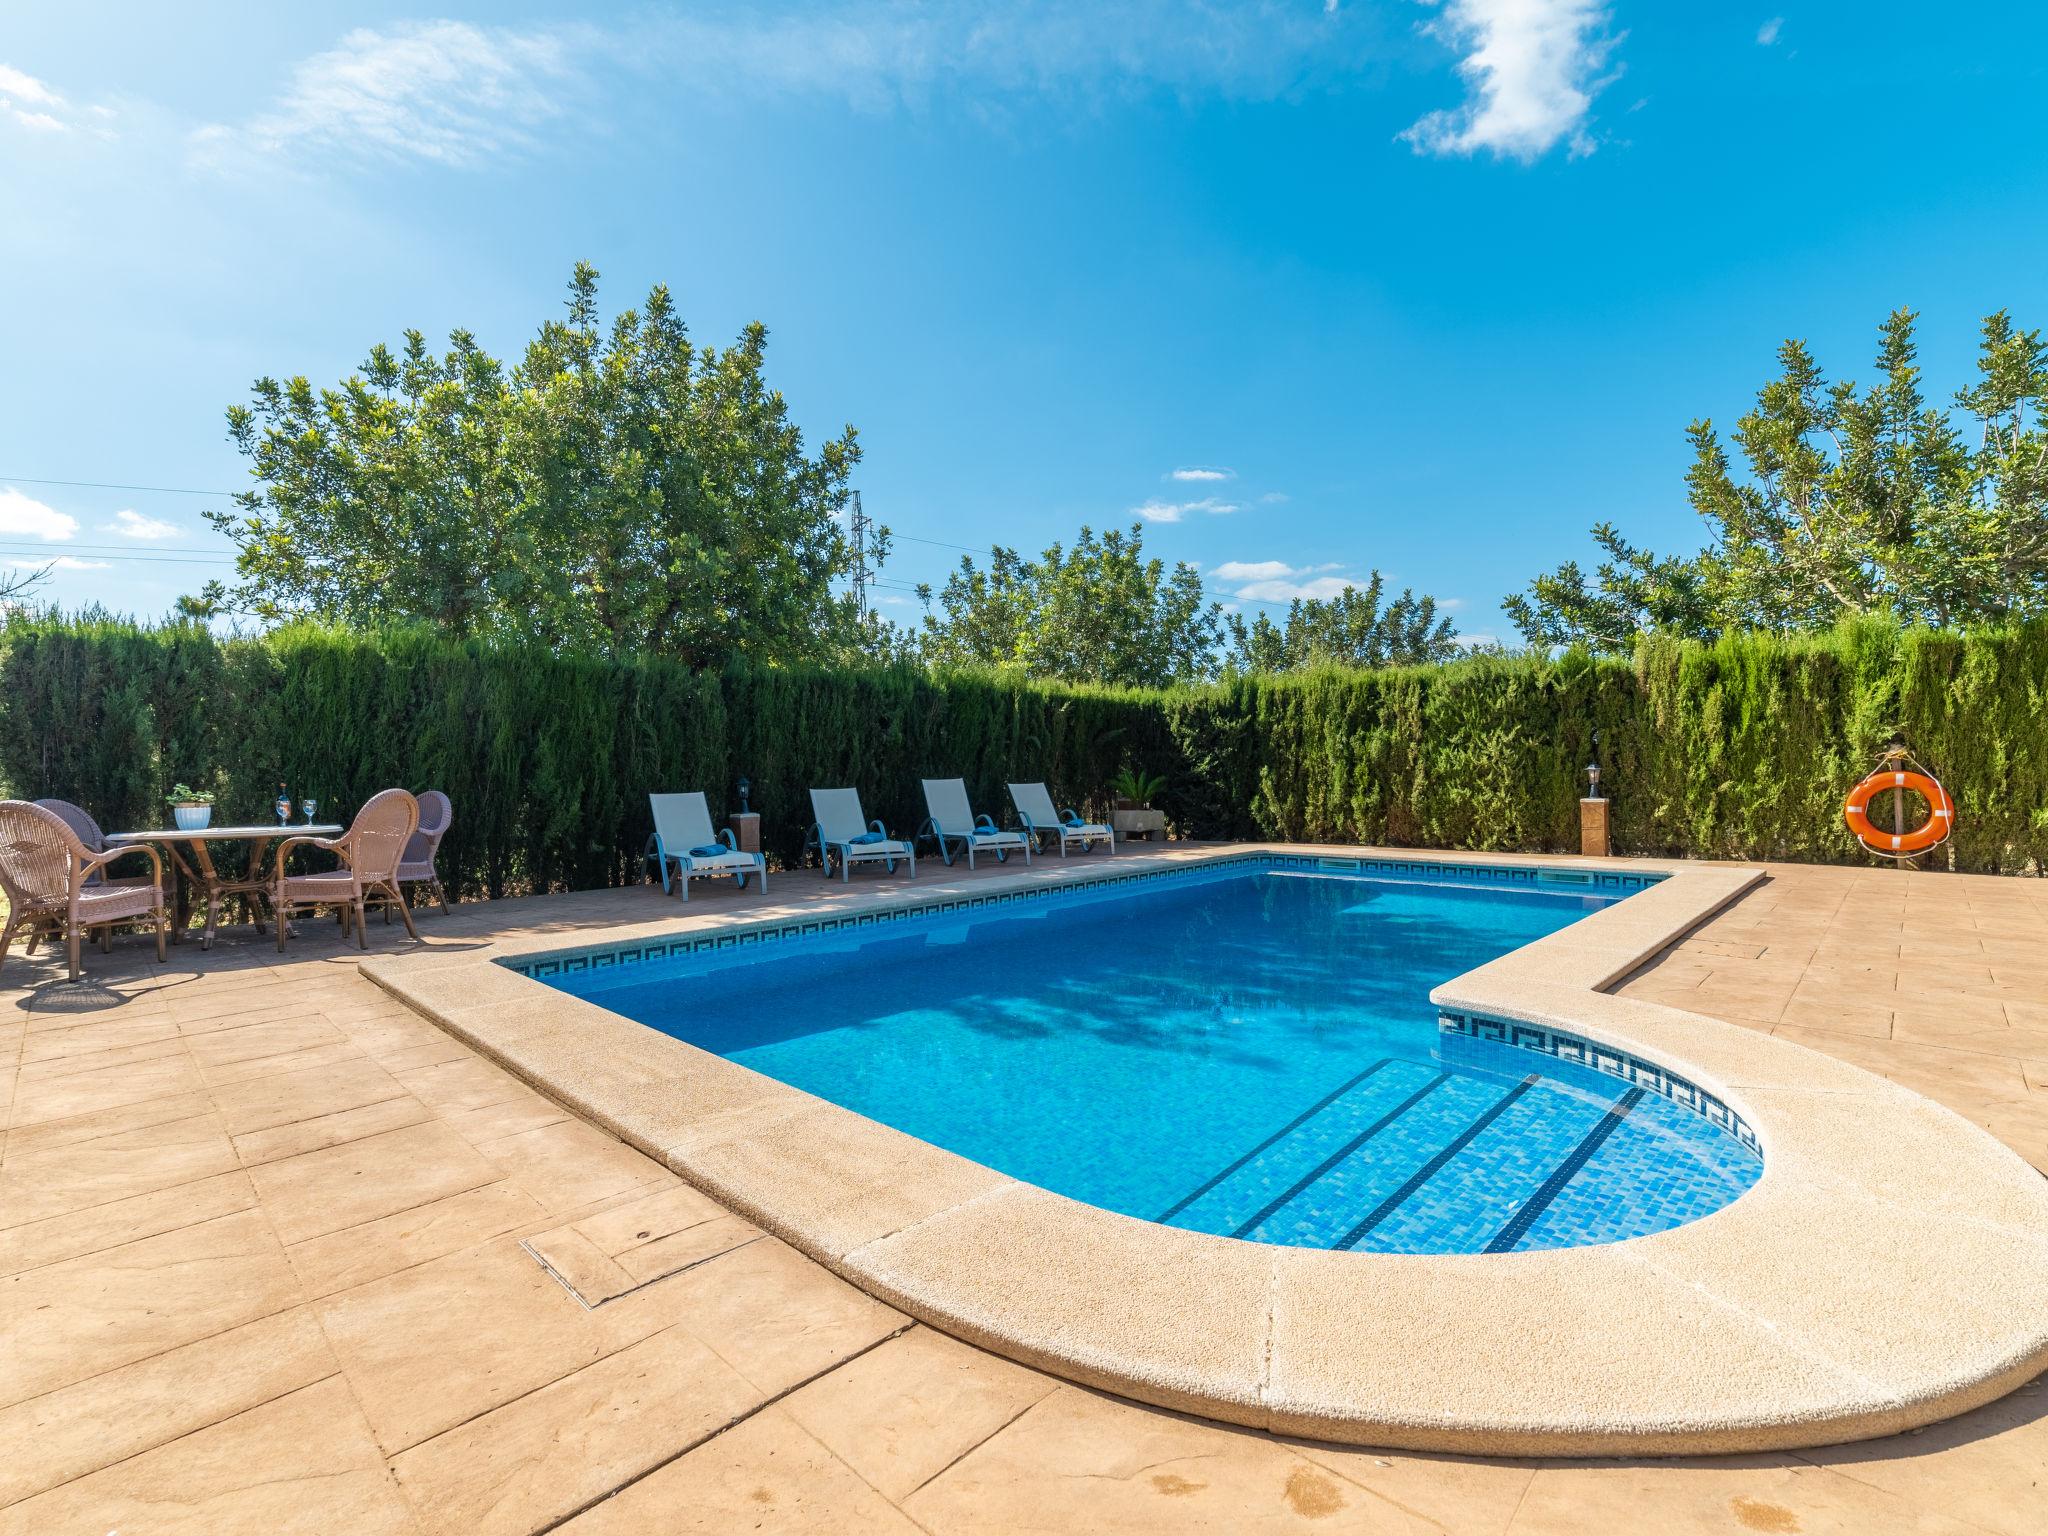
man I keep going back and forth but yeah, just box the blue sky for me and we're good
[4,3,2044,644]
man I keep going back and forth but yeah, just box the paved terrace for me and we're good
[2,853,2044,1534]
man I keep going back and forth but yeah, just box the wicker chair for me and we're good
[34,799,150,891]
[393,789,452,917]
[0,800,168,982]
[272,789,421,952]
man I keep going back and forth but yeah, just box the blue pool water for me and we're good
[549,866,1762,1253]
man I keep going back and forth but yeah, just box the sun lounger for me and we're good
[648,792,767,901]
[808,787,915,882]
[917,778,1032,869]
[1008,781,1114,857]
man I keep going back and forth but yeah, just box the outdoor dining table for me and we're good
[106,823,344,950]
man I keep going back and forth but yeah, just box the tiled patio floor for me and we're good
[3,855,2044,1534]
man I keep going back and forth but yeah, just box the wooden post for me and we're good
[1580,797,1611,859]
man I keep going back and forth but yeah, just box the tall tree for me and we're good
[1509,308,2048,651]
[1500,524,1713,653]
[916,523,1220,686]
[194,265,880,664]
[1224,576,1462,671]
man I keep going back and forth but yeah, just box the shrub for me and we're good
[6,612,2045,893]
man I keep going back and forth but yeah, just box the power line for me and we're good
[0,475,239,497]
[0,538,229,556]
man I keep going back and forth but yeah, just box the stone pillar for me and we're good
[1579,797,1611,859]
[728,811,761,855]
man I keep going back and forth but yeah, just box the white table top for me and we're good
[108,824,344,842]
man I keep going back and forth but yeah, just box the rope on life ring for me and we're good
[1842,749,1955,859]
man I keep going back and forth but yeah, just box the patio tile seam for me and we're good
[519,1318,921,1536]
[0,1295,329,1429]
[0,1159,258,1262]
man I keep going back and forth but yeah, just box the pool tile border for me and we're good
[497,851,1665,981]
[1437,1011,1760,1153]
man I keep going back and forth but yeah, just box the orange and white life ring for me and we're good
[1843,762,1955,857]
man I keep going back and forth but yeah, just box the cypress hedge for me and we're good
[5,612,2046,898]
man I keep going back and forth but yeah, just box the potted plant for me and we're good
[1110,768,1166,811]
[166,784,215,831]
[1108,770,1168,842]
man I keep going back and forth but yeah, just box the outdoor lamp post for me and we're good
[731,776,760,856]
[1581,760,1610,857]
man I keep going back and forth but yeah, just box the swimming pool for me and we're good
[547,862,1761,1254]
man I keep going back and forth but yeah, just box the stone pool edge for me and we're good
[358,845,2048,1457]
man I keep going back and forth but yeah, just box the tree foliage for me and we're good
[195,265,881,664]
[1224,576,1462,672]
[1501,523,1713,653]
[915,523,1221,686]
[1510,309,2048,652]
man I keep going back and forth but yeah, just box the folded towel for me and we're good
[1062,813,1085,828]
[849,831,890,845]
[690,844,732,858]
[971,827,1009,839]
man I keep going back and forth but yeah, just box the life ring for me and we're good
[1843,765,1954,857]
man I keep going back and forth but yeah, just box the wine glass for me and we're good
[274,787,291,826]
[300,796,319,826]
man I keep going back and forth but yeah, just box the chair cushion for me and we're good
[73,885,161,923]
[281,871,358,899]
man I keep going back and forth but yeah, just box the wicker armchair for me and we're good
[273,788,421,951]
[393,789,452,917]
[34,799,150,891]
[0,800,168,982]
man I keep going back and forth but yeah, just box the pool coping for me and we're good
[359,844,2048,1456]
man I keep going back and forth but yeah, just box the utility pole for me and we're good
[848,490,871,615]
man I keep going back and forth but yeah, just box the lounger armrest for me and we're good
[719,828,738,852]
[974,813,999,832]
[870,818,892,839]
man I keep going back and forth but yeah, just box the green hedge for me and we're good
[5,613,2047,895]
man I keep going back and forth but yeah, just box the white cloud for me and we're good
[0,486,79,541]
[196,6,1385,171]
[1259,490,1290,504]
[1215,559,1359,602]
[1236,574,1358,602]
[1,62,73,133]
[192,21,583,168]
[1403,0,1619,162]
[0,64,61,107]
[7,555,108,571]
[1134,496,1241,524]
[1213,559,1297,582]
[1756,17,1783,45]
[1170,466,1235,482]
[104,509,181,540]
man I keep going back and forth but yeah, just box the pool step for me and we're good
[1154,1058,1444,1235]
[1483,1087,1646,1253]
[1158,1057,1657,1253]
